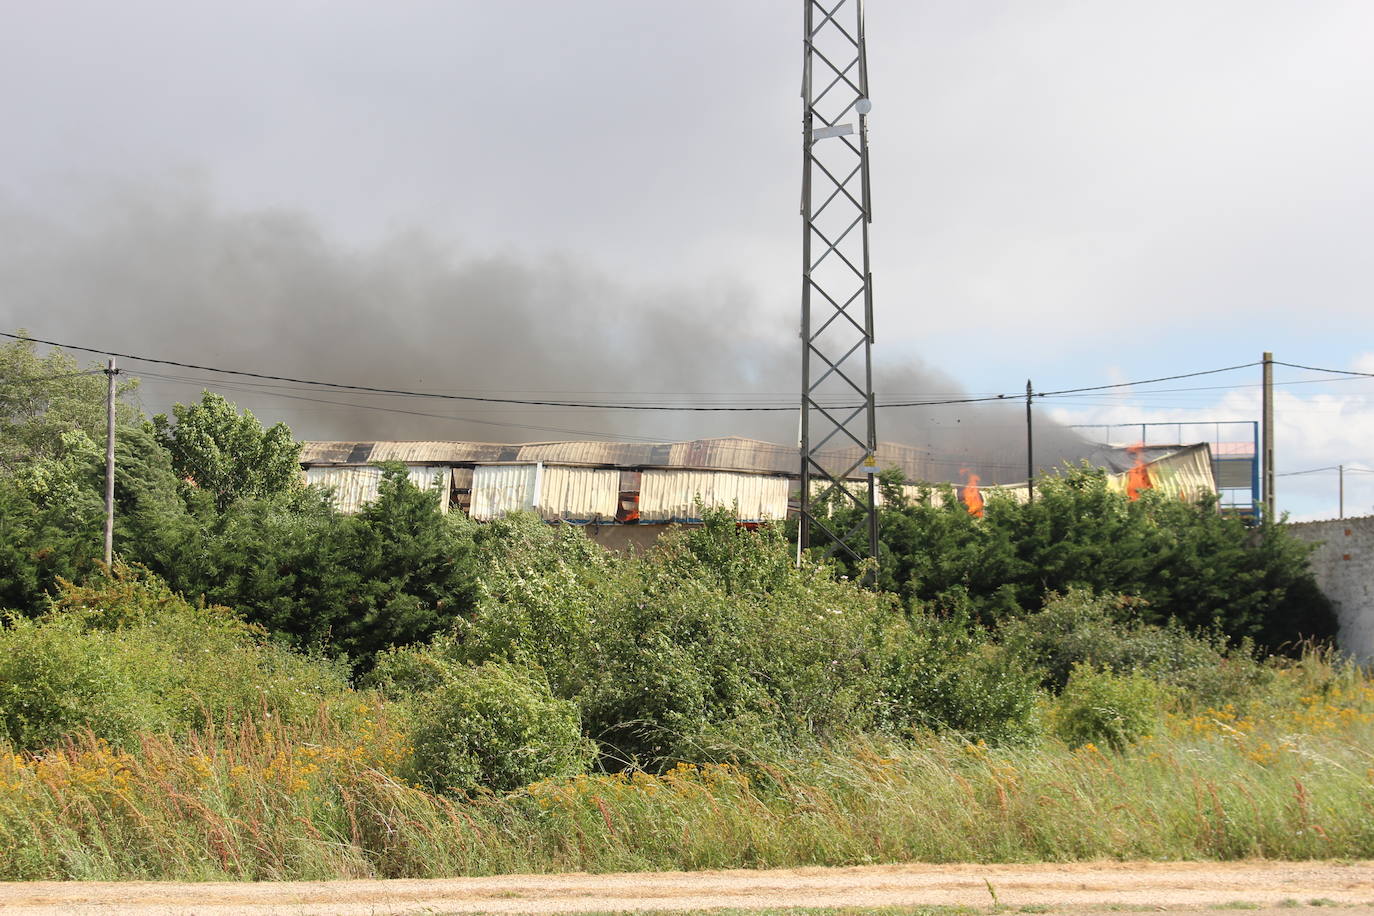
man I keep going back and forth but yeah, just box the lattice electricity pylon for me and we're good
[797,0,879,570]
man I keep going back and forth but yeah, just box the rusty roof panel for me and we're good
[300,437,935,478]
[514,441,665,467]
[300,441,510,465]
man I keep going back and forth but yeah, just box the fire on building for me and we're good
[299,436,1218,549]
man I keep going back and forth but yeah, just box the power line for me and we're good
[1277,466,1341,477]
[4,330,1276,414]
[1274,360,1374,379]
[137,370,679,443]
[1278,465,1374,478]
[1035,362,1261,397]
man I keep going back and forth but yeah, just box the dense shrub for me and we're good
[873,616,1042,745]
[160,464,481,671]
[407,662,594,795]
[0,566,349,750]
[1052,663,1169,750]
[835,467,1335,652]
[0,617,163,750]
[999,588,1275,712]
[453,510,1042,766]
[0,429,480,670]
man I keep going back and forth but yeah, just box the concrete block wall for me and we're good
[1286,516,1374,664]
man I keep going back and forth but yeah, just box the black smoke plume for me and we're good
[1,180,1088,484]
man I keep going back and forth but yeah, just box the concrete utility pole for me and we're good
[104,356,116,567]
[1262,351,1275,522]
[1025,379,1034,504]
[1339,464,1345,519]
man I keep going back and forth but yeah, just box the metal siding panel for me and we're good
[470,464,539,521]
[537,466,620,522]
[305,465,449,514]
[639,470,790,523]
[305,466,380,514]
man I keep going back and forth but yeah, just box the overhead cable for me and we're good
[1274,360,1374,379]
[0,330,1282,413]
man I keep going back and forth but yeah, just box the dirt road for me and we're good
[3,861,1372,915]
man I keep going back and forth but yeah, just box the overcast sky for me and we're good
[2,1,1371,517]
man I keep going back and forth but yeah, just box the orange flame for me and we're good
[960,468,984,518]
[1125,443,1152,501]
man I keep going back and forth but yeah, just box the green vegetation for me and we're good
[0,338,1364,881]
[1,641,1370,879]
[845,468,1335,652]
[152,390,303,510]
[0,567,348,751]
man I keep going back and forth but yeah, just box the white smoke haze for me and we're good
[1,179,1089,483]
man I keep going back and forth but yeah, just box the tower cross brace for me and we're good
[798,0,879,570]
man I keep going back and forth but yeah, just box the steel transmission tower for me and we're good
[797,0,879,569]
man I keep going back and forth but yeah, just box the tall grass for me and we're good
[2,665,1371,881]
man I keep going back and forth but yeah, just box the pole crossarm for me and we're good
[798,0,879,575]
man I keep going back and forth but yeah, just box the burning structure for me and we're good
[299,437,1218,548]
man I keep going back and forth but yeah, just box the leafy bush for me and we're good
[0,617,163,750]
[455,512,620,699]
[365,632,466,699]
[873,615,1042,745]
[128,464,479,671]
[0,566,349,750]
[999,588,1275,712]
[846,468,1335,652]
[407,662,593,794]
[1052,663,1169,750]
[460,511,894,764]
[454,509,1042,766]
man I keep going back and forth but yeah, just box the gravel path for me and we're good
[3,860,1373,915]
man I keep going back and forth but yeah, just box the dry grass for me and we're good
[2,660,1372,881]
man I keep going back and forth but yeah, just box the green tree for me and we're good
[153,465,480,671]
[0,334,139,474]
[152,391,301,510]
[0,425,191,614]
[828,466,1335,652]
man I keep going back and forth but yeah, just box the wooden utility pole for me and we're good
[1262,352,1274,522]
[103,356,116,567]
[1025,379,1034,504]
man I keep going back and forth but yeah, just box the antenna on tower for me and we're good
[797,0,880,574]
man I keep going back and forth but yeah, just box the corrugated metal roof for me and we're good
[666,438,796,474]
[300,441,514,465]
[1111,442,1217,502]
[305,466,451,514]
[639,469,790,523]
[300,437,932,480]
[514,441,669,467]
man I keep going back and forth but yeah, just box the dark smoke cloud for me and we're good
[1,180,1087,483]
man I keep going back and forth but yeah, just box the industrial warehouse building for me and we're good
[299,436,1219,549]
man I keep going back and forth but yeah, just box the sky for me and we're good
[2,1,1372,518]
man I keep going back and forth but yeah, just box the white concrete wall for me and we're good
[1287,516,1374,664]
